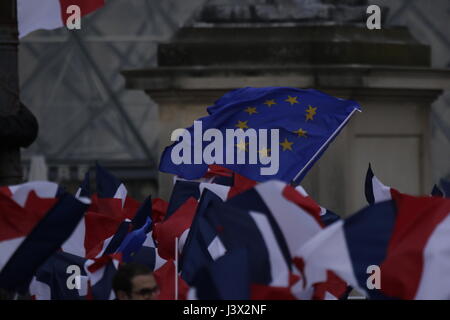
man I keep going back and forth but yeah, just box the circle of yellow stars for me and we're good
[233,95,317,153]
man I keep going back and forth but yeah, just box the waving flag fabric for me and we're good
[319,207,341,227]
[438,179,450,198]
[30,252,89,300]
[84,253,121,300]
[0,193,90,292]
[365,164,395,205]
[130,237,166,272]
[0,181,63,207]
[198,180,348,299]
[205,201,284,286]
[191,248,251,300]
[18,0,105,38]
[166,179,231,220]
[227,181,324,258]
[431,185,444,197]
[202,181,324,289]
[62,165,139,259]
[98,220,132,258]
[160,87,361,184]
[95,163,127,205]
[296,192,450,299]
[294,183,341,227]
[154,260,189,300]
[181,190,226,285]
[116,218,151,262]
[153,197,198,260]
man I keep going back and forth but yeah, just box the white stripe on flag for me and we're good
[61,218,87,258]
[78,275,89,297]
[187,288,198,300]
[256,181,323,255]
[114,183,128,208]
[84,260,103,286]
[207,236,227,261]
[142,231,156,248]
[0,237,26,271]
[178,228,190,254]
[415,213,450,299]
[10,181,60,207]
[324,291,339,300]
[154,249,167,271]
[29,277,51,300]
[295,185,308,197]
[372,175,392,203]
[95,235,113,259]
[296,220,361,293]
[18,0,63,38]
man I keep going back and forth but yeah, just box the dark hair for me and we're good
[112,263,153,295]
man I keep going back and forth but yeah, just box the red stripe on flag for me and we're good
[154,260,189,300]
[312,271,348,300]
[204,165,234,179]
[152,198,169,224]
[0,187,12,197]
[87,253,122,274]
[380,191,450,299]
[59,0,104,24]
[0,191,57,242]
[227,172,257,199]
[84,211,123,259]
[153,197,198,260]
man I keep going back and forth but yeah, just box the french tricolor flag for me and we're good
[18,0,105,38]
[62,164,140,259]
[295,191,450,299]
[365,164,396,205]
[0,192,90,292]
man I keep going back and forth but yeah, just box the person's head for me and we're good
[112,263,159,300]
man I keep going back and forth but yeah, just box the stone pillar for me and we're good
[123,0,450,215]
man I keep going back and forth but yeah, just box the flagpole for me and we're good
[175,237,178,301]
[292,108,360,183]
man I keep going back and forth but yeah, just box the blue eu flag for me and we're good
[159,87,361,184]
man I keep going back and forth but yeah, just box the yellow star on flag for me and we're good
[235,120,249,130]
[285,96,299,106]
[280,138,294,151]
[294,128,307,137]
[258,148,271,158]
[264,99,276,107]
[305,105,317,121]
[244,107,258,115]
[236,139,249,152]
